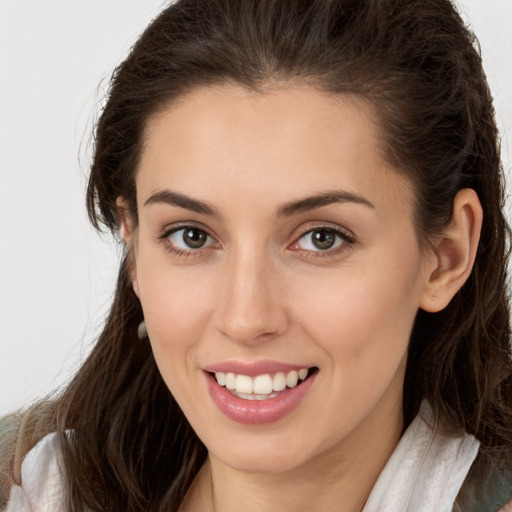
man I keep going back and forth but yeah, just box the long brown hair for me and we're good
[3,0,511,510]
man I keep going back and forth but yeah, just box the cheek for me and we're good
[285,259,421,426]
[134,258,217,379]
[289,249,423,367]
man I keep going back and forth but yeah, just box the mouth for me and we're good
[204,365,318,424]
[209,367,317,401]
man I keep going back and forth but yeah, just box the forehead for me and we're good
[137,83,413,219]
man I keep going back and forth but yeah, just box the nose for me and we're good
[214,249,288,345]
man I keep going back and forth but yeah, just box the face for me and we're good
[124,84,435,474]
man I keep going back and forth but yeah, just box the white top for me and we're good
[5,402,480,512]
[363,402,480,512]
[6,433,67,511]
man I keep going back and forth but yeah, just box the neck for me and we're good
[181,395,403,512]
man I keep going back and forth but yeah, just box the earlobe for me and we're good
[420,189,483,313]
[116,197,140,297]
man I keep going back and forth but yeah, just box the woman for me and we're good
[1,0,511,510]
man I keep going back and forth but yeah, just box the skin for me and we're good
[119,84,482,512]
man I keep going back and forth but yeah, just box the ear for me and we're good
[420,188,483,313]
[116,197,140,298]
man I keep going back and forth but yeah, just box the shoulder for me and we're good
[3,432,67,512]
[454,450,512,512]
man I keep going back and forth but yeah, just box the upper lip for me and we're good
[203,360,313,376]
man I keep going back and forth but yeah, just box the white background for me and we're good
[1,1,511,415]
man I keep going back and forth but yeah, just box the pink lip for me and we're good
[204,368,317,425]
[203,359,310,376]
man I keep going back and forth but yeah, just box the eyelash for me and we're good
[158,224,218,260]
[158,223,356,260]
[290,224,355,258]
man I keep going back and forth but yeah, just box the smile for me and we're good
[204,363,318,424]
[214,369,310,400]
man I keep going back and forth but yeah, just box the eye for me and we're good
[166,227,214,250]
[295,228,348,252]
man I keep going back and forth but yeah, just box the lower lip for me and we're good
[205,371,316,425]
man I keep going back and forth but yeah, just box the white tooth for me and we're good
[235,374,253,394]
[231,390,278,401]
[215,372,226,386]
[298,368,309,380]
[253,374,273,394]
[225,372,236,390]
[234,391,275,401]
[286,370,299,388]
[236,392,257,400]
[272,372,286,391]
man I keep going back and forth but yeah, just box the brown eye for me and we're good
[167,227,213,250]
[183,228,208,248]
[297,229,345,251]
[311,230,336,250]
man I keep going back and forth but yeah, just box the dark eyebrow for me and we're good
[144,189,219,217]
[275,190,375,218]
[144,188,373,218]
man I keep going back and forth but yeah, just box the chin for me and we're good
[217,450,309,474]
[205,428,332,475]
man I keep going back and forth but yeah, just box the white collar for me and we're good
[363,401,480,512]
